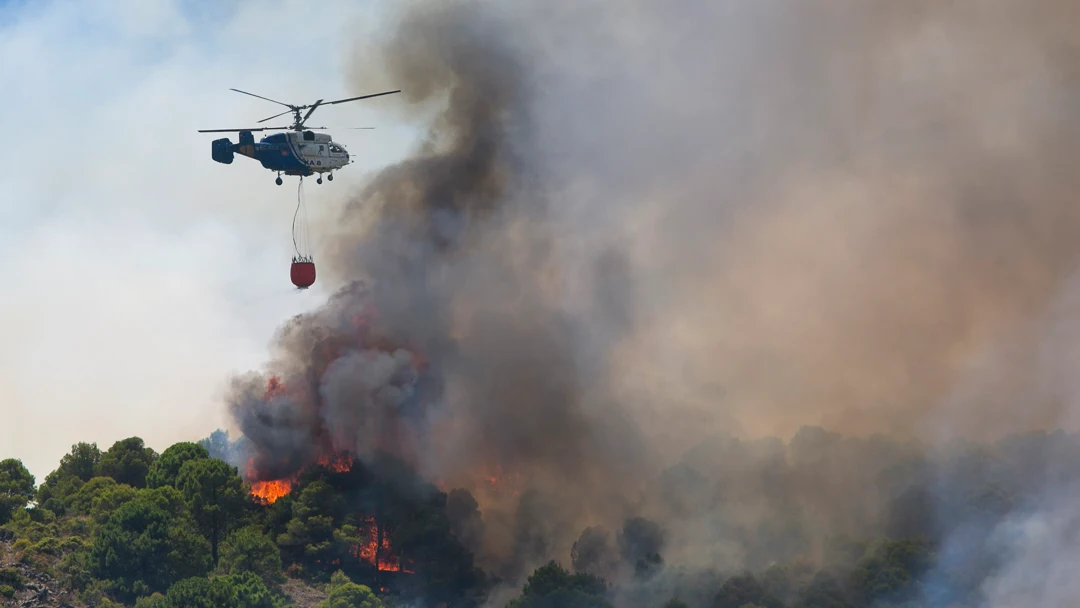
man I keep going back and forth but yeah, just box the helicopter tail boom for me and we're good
[211,131,258,165]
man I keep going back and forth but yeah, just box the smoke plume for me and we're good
[224,0,1080,604]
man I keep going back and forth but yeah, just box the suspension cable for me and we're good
[292,176,305,259]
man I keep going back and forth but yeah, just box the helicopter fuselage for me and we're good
[211,129,349,177]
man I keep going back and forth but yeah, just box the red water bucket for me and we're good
[291,259,316,289]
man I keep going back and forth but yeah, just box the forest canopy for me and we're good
[2,426,1075,607]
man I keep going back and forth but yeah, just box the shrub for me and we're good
[134,592,167,608]
[32,536,61,555]
[60,551,93,592]
[28,507,57,524]
[60,515,93,538]
[0,584,14,599]
[77,579,123,608]
[0,567,22,588]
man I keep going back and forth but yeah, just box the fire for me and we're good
[251,479,292,504]
[246,453,354,504]
[239,298,430,582]
[245,301,429,499]
[244,371,360,505]
[245,448,354,505]
[318,452,354,473]
[480,462,524,497]
[353,518,413,573]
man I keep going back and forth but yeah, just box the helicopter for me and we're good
[198,88,400,185]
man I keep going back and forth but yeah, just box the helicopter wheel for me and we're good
[275,176,283,186]
[327,173,333,182]
[317,177,323,185]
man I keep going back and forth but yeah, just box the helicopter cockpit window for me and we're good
[330,144,343,154]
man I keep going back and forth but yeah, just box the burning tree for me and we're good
[242,442,486,601]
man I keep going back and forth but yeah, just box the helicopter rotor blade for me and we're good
[322,90,401,106]
[196,126,292,133]
[229,88,295,109]
[292,127,373,131]
[257,109,294,123]
[299,100,324,127]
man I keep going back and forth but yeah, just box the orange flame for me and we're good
[246,458,354,504]
[246,450,356,505]
[251,479,292,504]
[353,518,413,573]
[480,463,524,497]
[243,304,427,525]
[318,452,354,473]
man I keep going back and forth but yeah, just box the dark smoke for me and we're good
[223,0,1080,605]
[333,0,653,564]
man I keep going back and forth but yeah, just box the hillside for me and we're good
[0,436,486,608]
[3,428,1077,607]
[0,522,333,608]
[1,528,79,608]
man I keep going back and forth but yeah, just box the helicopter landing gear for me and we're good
[275,175,283,186]
[317,176,323,185]
[327,173,334,182]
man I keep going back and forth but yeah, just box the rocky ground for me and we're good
[280,579,327,608]
[0,529,80,608]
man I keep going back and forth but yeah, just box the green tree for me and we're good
[62,441,102,480]
[176,458,246,566]
[98,437,158,489]
[276,480,349,572]
[147,443,209,490]
[0,459,35,525]
[151,573,284,608]
[320,570,384,608]
[138,485,191,520]
[35,442,101,513]
[392,498,485,605]
[90,498,211,601]
[65,476,137,520]
[507,561,612,608]
[164,576,238,608]
[218,525,284,586]
[134,593,167,608]
[663,600,690,608]
[222,571,289,608]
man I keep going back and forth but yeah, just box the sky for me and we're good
[0,0,418,482]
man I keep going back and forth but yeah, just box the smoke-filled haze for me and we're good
[223,1,1080,606]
